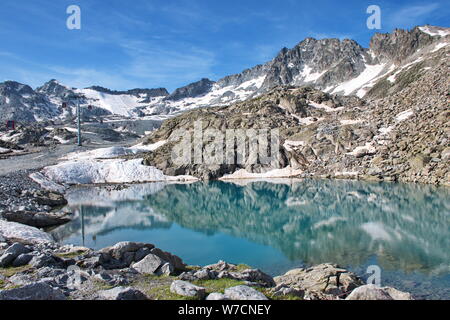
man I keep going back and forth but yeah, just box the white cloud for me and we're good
[387,3,440,28]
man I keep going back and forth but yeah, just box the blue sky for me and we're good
[0,0,448,92]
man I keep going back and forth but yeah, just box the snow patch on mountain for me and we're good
[74,89,148,117]
[331,63,386,97]
[418,26,450,37]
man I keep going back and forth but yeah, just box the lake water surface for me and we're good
[51,179,450,299]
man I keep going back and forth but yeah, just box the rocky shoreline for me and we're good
[0,229,413,301]
[0,170,72,229]
[0,172,414,301]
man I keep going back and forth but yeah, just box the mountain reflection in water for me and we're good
[52,179,450,299]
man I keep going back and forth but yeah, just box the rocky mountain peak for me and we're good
[0,81,35,96]
[369,26,436,63]
[164,78,215,102]
[261,36,368,90]
[36,80,74,97]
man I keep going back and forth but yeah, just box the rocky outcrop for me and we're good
[0,228,414,301]
[274,264,363,300]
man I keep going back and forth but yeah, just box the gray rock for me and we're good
[0,220,54,244]
[179,271,197,282]
[170,280,206,299]
[94,271,129,286]
[150,247,185,271]
[0,283,66,300]
[8,273,35,286]
[55,270,90,290]
[35,267,66,278]
[134,247,152,262]
[194,269,214,280]
[268,284,305,298]
[131,253,165,274]
[224,285,268,300]
[30,254,63,268]
[159,262,174,276]
[2,210,71,228]
[11,253,33,267]
[274,264,363,299]
[206,293,229,300]
[4,243,31,257]
[218,269,275,287]
[0,253,16,267]
[346,285,413,300]
[98,287,148,300]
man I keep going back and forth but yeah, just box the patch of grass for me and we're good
[234,264,252,272]
[0,265,32,278]
[193,278,246,294]
[55,250,87,259]
[132,274,192,300]
[92,279,115,291]
[185,265,201,272]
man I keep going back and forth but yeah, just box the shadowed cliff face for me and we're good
[55,180,450,276]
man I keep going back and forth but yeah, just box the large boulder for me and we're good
[170,280,206,299]
[97,242,155,269]
[0,283,66,300]
[2,210,72,228]
[0,220,54,244]
[0,243,31,267]
[274,264,363,299]
[98,287,148,300]
[224,285,268,300]
[131,254,165,275]
[346,285,413,300]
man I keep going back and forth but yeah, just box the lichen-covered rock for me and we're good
[224,285,268,300]
[98,287,148,300]
[0,283,66,300]
[170,280,206,299]
[346,284,414,300]
[274,264,363,299]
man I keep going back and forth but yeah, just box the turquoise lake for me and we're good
[51,179,450,299]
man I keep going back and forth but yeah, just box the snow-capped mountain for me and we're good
[114,24,449,113]
[36,80,169,119]
[0,81,60,122]
[0,25,448,123]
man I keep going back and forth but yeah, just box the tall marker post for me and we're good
[77,99,82,146]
